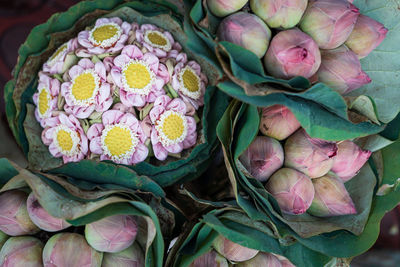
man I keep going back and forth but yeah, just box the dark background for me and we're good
[0,1,398,265]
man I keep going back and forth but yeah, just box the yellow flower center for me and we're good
[144,30,171,51]
[53,124,80,157]
[92,25,119,43]
[70,70,99,105]
[38,89,50,116]
[182,69,200,93]
[89,23,122,48]
[101,124,139,161]
[156,110,188,146]
[148,32,167,46]
[122,60,155,96]
[57,129,73,152]
[178,66,202,100]
[50,44,67,61]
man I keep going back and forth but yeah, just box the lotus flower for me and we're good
[284,129,338,178]
[266,168,315,215]
[43,233,103,267]
[239,136,284,182]
[26,192,70,232]
[331,140,372,182]
[237,252,282,267]
[111,45,169,107]
[87,110,148,165]
[0,190,39,236]
[33,73,60,127]
[85,215,138,253]
[77,17,131,55]
[0,231,7,250]
[134,23,183,60]
[345,14,388,58]
[43,38,79,74]
[217,12,272,58]
[308,173,357,217]
[0,237,43,267]
[102,242,144,267]
[259,105,301,140]
[264,28,321,79]
[274,254,296,267]
[317,45,371,94]
[300,0,360,49]
[189,250,229,267]
[41,113,88,163]
[250,0,308,29]
[60,58,113,119]
[206,0,249,17]
[149,95,197,161]
[213,235,259,262]
[171,60,208,110]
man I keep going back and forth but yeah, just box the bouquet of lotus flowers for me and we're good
[0,158,173,267]
[5,0,229,187]
[216,100,400,264]
[186,0,400,140]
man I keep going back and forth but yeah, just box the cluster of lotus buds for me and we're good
[239,104,371,216]
[33,17,208,165]
[209,0,387,94]
[190,235,295,266]
[0,189,144,266]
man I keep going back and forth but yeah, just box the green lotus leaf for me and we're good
[168,207,332,267]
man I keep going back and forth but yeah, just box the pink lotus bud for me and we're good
[206,0,248,17]
[43,233,103,267]
[308,173,357,217]
[0,190,39,236]
[239,136,284,182]
[213,235,259,262]
[217,12,272,58]
[189,250,229,267]
[85,215,138,253]
[237,252,282,267]
[102,242,144,267]
[284,129,338,178]
[0,236,43,267]
[300,0,360,49]
[250,0,308,29]
[331,140,371,182]
[345,14,388,58]
[259,105,301,140]
[317,45,372,94]
[265,168,315,215]
[264,28,321,79]
[274,254,296,267]
[26,192,71,232]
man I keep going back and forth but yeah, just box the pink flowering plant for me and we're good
[30,17,210,168]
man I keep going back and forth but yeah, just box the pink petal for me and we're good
[121,22,132,35]
[183,131,197,149]
[120,90,146,107]
[186,116,197,134]
[78,58,95,70]
[154,95,171,107]
[143,53,160,73]
[49,79,60,96]
[109,17,122,25]
[130,143,149,164]
[167,98,187,114]
[69,65,84,80]
[140,116,152,138]
[102,110,124,125]
[89,136,104,155]
[77,31,92,48]
[153,143,168,161]
[157,63,170,84]
[95,18,111,26]
[119,113,139,129]
[87,123,104,140]
[111,67,124,88]
[149,106,165,124]
[122,45,143,59]
[165,143,183,154]
[49,142,62,157]
[88,46,106,54]
[64,104,95,119]
[95,62,107,81]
